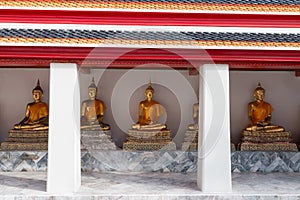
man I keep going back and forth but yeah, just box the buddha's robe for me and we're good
[249,101,273,125]
[81,99,106,125]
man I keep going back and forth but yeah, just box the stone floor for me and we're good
[0,172,300,199]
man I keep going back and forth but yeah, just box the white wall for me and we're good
[0,68,300,148]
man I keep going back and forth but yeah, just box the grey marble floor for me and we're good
[0,172,300,199]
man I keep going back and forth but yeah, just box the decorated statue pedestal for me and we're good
[181,130,236,151]
[1,130,48,150]
[123,129,176,151]
[181,130,198,151]
[81,128,116,150]
[239,130,298,151]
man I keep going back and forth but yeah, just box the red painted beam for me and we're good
[0,9,300,28]
[0,46,300,69]
[0,46,300,62]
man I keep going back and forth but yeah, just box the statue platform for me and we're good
[181,130,236,151]
[0,130,48,150]
[81,129,117,150]
[239,130,298,151]
[123,129,176,151]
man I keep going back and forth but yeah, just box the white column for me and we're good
[47,63,81,193]
[197,64,231,192]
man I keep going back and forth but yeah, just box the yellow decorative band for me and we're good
[1,37,300,48]
[0,1,299,13]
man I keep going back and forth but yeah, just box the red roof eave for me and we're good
[0,46,299,70]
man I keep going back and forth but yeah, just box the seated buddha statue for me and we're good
[239,82,297,151]
[246,82,284,132]
[132,82,166,131]
[123,82,176,151]
[188,103,199,131]
[181,103,199,151]
[13,80,49,130]
[81,78,110,130]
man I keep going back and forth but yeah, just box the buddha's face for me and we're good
[89,88,97,100]
[145,90,153,100]
[254,89,264,102]
[32,90,43,102]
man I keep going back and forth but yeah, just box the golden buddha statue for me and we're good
[246,82,284,132]
[188,103,199,131]
[1,80,49,150]
[182,103,199,151]
[123,82,176,151]
[132,82,166,131]
[81,78,110,130]
[14,80,49,130]
[239,82,297,151]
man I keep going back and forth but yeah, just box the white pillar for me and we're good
[47,63,81,193]
[197,64,231,192]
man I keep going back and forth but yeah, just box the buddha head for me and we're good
[145,82,154,101]
[88,77,97,100]
[254,82,265,102]
[32,79,44,102]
